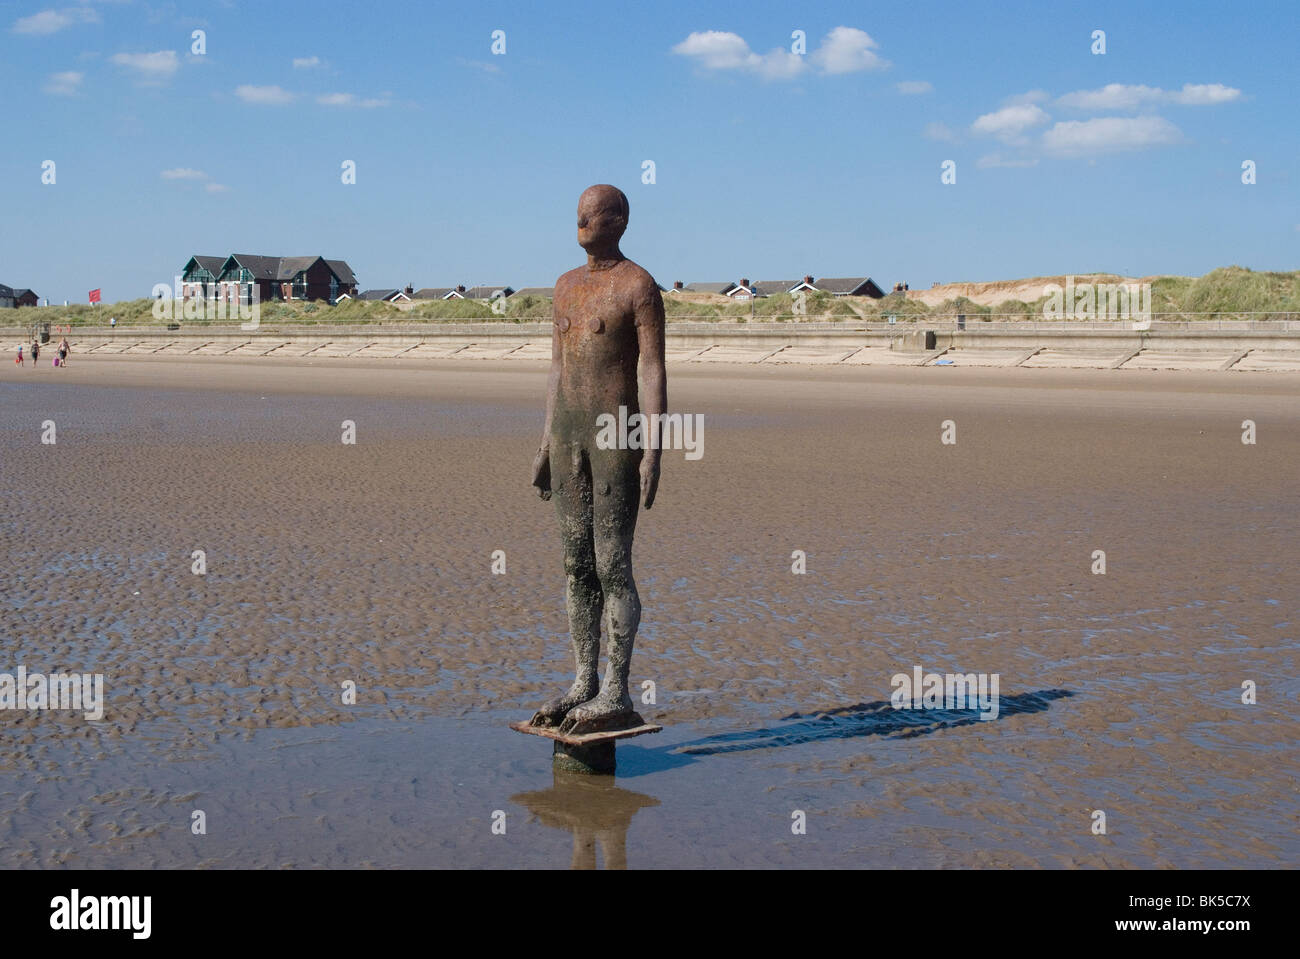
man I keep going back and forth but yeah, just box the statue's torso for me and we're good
[552,260,646,422]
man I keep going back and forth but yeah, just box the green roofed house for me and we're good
[180,254,358,305]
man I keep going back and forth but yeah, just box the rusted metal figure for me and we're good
[529,184,666,736]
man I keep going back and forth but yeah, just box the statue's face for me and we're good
[577,188,626,251]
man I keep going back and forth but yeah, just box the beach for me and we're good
[1,354,1297,868]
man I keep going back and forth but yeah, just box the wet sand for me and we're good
[1,355,1297,868]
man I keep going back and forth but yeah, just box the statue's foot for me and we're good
[529,680,599,728]
[558,692,641,736]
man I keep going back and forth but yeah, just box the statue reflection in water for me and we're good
[512,770,659,870]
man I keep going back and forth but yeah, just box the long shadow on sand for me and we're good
[616,689,1073,777]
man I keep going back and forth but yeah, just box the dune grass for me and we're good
[10,266,1299,328]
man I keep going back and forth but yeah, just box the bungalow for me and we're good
[683,281,738,295]
[789,275,885,298]
[412,284,514,301]
[725,279,758,300]
[753,281,799,298]
[463,285,514,301]
[358,289,410,302]
[510,286,556,299]
[13,288,39,307]
[180,254,358,304]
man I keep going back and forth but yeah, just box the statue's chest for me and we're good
[555,278,631,336]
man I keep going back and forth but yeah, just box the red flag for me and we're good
[88,289,102,303]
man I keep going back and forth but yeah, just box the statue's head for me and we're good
[577,184,628,253]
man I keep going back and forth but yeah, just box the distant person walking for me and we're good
[15,344,23,366]
[57,336,70,368]
[30,340,40,366]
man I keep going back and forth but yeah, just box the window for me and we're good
[329,276,338,304]
[293,271,307,300]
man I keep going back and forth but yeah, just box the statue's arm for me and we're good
[635,282,666,508]
[531,315,562,500]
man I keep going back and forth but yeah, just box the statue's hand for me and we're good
[531,447,552,501]
[640,454,660,510]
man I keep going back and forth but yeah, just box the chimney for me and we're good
[673,281,683,290]
[740,278,750,287]
[405,283,414,296]
[803,275,813,285]
[456,284,466,293]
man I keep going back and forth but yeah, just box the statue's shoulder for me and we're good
[620,259,658,288]
[555,266,586,293]
[620,260,663,302]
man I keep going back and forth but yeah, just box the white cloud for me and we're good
[1170,82,1241,105]
[674,31,764,69]
[12,7,99,35]
[671,30,807,79]
[896,80,932,95]
[1042,116,1182,156]
[1003,90,1050,106]
[110,50,179,80]
[161,167,207,180]
[292,56,321,69]
[1056,83,1163,111]
[922,121,960,142]
[235,84,296,105]
[672,25,887,80]
[204,182,229,193]
[971,103,1051,140]
[44,70,83,95]
[810,26,888,74]
[1057,82,1242,111]
[317,92,390,108]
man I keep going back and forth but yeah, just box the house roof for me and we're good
[324,259,356,285]
[225,254,282,280]
[413,287,454,299]
[359,289,399,301]
[753,280,799,297]
[218,254,357,284]
[810,276,884,296]
[13,288,35,298]
[510,287,555,298]
[277,256,319,279]
[685,281,737,295]
[0,284,14,297]
[186,255,227,276]
[463,285,513,299]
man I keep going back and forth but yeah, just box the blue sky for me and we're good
[3,0,1296,302]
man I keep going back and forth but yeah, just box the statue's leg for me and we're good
[560,446,642,734]
[531,442,602,727]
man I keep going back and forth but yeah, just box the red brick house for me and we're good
[181,254,358,304]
